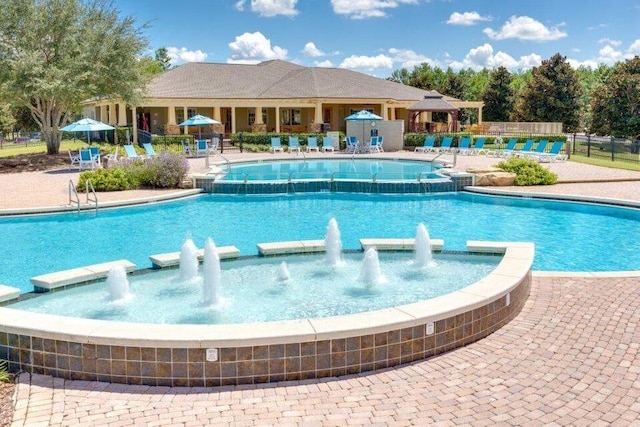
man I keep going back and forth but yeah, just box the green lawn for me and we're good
[0,139,89,158]
[569,154,640,172]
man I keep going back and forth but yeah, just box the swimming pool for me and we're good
[216,159,442,181]
[0,191,638,293]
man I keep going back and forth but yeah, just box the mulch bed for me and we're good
[0,382,15,425]
[0,153,70,174]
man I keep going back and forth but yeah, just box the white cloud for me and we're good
[339,54,394,70]
[314,60,334,68]
[227,32,287,64]
[483,16,567,41]
[235,0,298,17]
[598,38,622,46]
[448,43,541,70]
[166,47,208,64]
[628,39,640,55]
[446,11,491,26]
[302,42,324,57]
[331,0,419,20]
[566,58,599,69]
[598,45,626,63]
[388,48,440,69]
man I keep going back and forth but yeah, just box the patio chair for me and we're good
[306,136,319,152]
[535,141,567,162]
[142,142,158,157]
[181,140,193,157]
[414,136,436,153]
[68,150,80,170]
[104,146,119,167]
[288,136,301,153]
[455,137,471,154]
[519,140,548,159]
[270,137,284,153]
[435,136,453,153]
[486,138,517,157]
[78,148,97,171]
[196,139,210,157]
[345,136,358,153]
[321,136,335,152]
[369,136,383,153]
[89,146,101,165]
[123,144,144,160]
[209,136,221,152]
[469,137,488,155]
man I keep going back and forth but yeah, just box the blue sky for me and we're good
[114,0,640,77]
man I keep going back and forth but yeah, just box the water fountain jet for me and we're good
[106,265,130,301]
[358,247,386,285]
[203,238,221,305]
[324,218,343,266]
[414,223,435,268]
[179,238,199,281]
[276,261,291,282]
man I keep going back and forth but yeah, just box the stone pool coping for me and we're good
[0,240,533,386]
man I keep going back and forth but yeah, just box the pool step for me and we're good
[360,238,444,252]
[30,260,136,292]
[149,246,241,268]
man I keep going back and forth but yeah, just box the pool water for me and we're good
[218,159,441,181]
[10,253,499,324]
[0,192,639,293]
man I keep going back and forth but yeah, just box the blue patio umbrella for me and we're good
[345,110,383,144]
[178,114,221,139]
[60,118,115,144]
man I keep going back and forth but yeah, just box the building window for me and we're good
[176,108,184,124]
[187,109,197,119]
[281,109,301,126]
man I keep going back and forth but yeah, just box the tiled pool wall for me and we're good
[0,270,530,387]
[194,174,473,194]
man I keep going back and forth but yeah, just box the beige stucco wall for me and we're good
[346,120,405,151]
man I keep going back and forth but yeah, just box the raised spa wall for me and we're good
[0,240,533,387]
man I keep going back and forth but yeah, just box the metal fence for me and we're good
[571,134,640,164]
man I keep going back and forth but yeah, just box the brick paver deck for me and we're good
[10,274,640,425]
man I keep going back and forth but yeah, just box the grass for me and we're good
[0,139,88,157]
[569,154,640,172]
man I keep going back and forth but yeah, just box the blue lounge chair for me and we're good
[456,137,471,154]
[89,146,101,164]
[435,136,453,153]
[322,136,335,152]
[78,148,97,171]
[535,141,567,162]
[142,142,158,157]
[370,135,383,152]
[270,137,284,153]
[288,136,301,153]
[345,136,358,153]
[519,140,548,159]
[195,139,210,157]
[469,137,487,155]
[414,136,435,153]
[306,136,319,152]
[123,144,143,160]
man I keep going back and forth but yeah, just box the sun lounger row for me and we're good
[270,136,336,153]
[414,136,488,155]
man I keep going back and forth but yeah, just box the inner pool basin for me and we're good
[0,191,638,294]
[216,158,443,181]
[10,252,500,324]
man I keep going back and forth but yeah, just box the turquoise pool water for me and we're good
[10,253,499,324]
[1,192,639,293]
[219,159,442,181]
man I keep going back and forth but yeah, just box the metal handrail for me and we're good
[215,151,231,171]
[85,179,98,212]
[68,180,80,213]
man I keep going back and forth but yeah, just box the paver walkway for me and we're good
[11,274,640,426]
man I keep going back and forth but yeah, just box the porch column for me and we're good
[118,102,127,126]
[109,103,118,125]
[315,102,322,123]
[275,107,280,133]
[390,107,396,120]
[131,106,138,144]
[478,106,483,124]
[167,106,176,125]
[213,106,221,121]
[99,105,107,123]
[382,103,388,120]
[183,107,188,134]
[231,107,236,134]
[255,106,264,124]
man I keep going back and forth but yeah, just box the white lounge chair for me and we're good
[345,136,358,153]
[104,146,119,167]
[78,148,97,171]
[68,150,80,170]
[195,139,210,157]
[414,136,436,153]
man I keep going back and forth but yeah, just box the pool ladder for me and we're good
[68,179,98,213]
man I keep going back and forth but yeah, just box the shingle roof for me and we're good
[407,91,459,111]
[147,60,433,101]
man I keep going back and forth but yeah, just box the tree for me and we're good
[514,53,582,132]
[482,67,515,121]
[441,71,468,124]
[590,56,640,138]
[0,103,15,134]
[0,0,149,154]
[155,47,172,71]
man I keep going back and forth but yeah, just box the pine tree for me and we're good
[482,67,514,122]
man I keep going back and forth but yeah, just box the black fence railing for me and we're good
[571,134,640,164]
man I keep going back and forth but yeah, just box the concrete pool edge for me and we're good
[0,241,533,386]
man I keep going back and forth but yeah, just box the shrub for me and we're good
[125,152,189,188]
[495,157,558,185]
[77,167,137,191]
[0,361,10,383]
